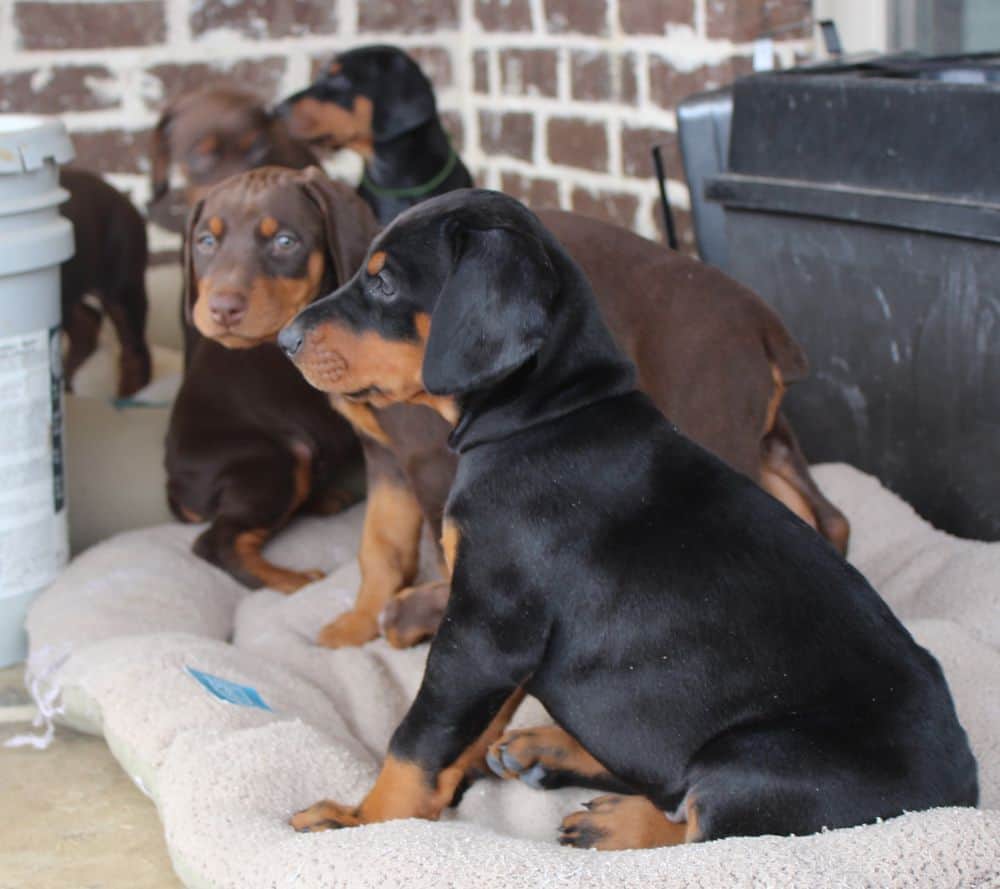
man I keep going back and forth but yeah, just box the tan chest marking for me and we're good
[441,520,461,578]
[330,396,391,446]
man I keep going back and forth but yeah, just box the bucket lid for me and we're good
[0,115,75,174]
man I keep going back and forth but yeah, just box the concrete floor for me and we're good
[0,664,181,889]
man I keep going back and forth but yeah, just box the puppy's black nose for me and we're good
[278,323,304,359]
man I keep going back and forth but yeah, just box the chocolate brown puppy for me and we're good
[165,166,377,592]
[148,85,317,233]
[280,190,976,847]
[59,168,151,397]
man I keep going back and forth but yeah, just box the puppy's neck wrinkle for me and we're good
[365,118,452,188]
[448,251,638,454]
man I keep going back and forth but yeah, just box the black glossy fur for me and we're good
[280,191,978,841]
[277,45,472,224]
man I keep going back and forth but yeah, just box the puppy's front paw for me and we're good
[269,568,325,595]
[486,727,557,788]
[290,799,362,832]
[381,581,449,649]
[316,610,379,648]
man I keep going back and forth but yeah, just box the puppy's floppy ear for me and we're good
[422,225,556,396]
[374,52,438,141]
[149,103,175,204]
[182,197,206,325]
[297,166,381,286]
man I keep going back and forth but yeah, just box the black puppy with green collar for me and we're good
[277,45,472,224]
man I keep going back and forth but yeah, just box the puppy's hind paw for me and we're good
[290,800,362,833]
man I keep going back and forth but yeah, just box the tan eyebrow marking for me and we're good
[367,250,387,276]
[208,216,224,237]
[259,216,279,238]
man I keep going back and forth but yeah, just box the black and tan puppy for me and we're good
[165,166,377,592]
[60,168,151,397]
[277,45,472,224]
[279,191,976,847]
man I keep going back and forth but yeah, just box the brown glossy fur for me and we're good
[147,85,318,234]
[165,167,378,591]
[59,168,151,398]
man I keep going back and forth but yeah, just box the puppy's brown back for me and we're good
[539,209,805,478]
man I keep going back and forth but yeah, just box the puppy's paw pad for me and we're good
[486,727,562,786]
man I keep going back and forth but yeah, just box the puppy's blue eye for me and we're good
[196,232,217,251]
[273,233,298,251]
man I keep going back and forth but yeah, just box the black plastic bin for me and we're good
[706,55,1000,540]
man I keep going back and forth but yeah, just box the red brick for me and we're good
[570,51,609,101]
[499,49,558,98]
[0,66,120,114]
[190,0,336,39]
[478,111,534,161]
[547,118,608,172]
[70,129,151,176]
[571,51,637,104]
[621,126,681,180]
[706,0,811,42]
[545,0,607,35]
[473,50,490,93]
[619,0,693,33]
[648,55,753,110]
[409,47,453,89]
[501,172,560,209]
[476,0,532,31]
[144,59,287,109]
[622,54,639,105]
[440,110,465,153]
[359,0,459,32]
[571,187,639,229]
[15,1,165,50]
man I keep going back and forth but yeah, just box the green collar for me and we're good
[361,145,459,200]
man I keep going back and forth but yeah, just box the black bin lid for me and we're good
[706,53,1000,242]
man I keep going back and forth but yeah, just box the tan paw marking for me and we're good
[290,800,361,832]
[316,609,379,648]
[559,795,691,851]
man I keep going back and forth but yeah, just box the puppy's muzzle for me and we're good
[279,320,348,387]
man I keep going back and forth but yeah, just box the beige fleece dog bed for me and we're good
[22,465,1000,888]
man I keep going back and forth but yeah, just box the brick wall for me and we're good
[1,0,815,256]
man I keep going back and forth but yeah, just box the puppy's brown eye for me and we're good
[196,232,217,252]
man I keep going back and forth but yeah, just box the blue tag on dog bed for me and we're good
[186,667,272,712]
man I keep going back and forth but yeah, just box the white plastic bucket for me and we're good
[0,115,75,667]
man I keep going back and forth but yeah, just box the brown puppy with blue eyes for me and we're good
[279,190,976,849]
[165,166,377,591]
